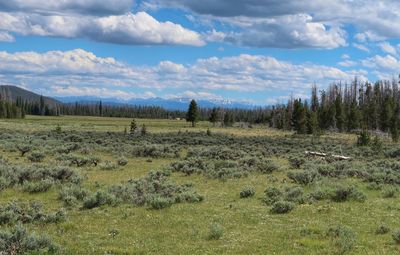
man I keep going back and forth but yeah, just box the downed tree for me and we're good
[305,151,351,161]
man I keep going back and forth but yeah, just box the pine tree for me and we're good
[130,119,137,134]
[223,111,234,127]
[292,99,307,134]
[141,124,147,136]
[186,100,199,127]
[209,107,219,126]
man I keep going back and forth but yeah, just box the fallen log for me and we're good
[305,151,351,160]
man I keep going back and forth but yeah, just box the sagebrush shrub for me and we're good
[288,156,305,169]
[270,201,295,214]
[382,187,397,198]
[117,157,128,166]
[147,196,173,210]
[0,224,58,254]
[22,179,53,193]
[83,191,117,209]
[330,185,366,202]
[376,224,390,235]
[240,186,255,198]
[392,230,400,244]
[264,187,282,205]
[326,225,356,254]
[208,223,223,240]
[28,151,45,162]
[99,160,118,171]
[287,170,319,185]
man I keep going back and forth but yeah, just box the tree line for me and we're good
[0,95,24,119]
[270,78,400,141]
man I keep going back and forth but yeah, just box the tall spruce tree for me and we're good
[292,99,307,134]
[186,100,199,127]
[209,107,219,126]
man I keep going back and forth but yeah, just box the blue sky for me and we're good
[0,0,399,105]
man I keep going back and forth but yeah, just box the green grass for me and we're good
[1,116,400,254]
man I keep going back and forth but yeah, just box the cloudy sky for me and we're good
[0,0,399,105]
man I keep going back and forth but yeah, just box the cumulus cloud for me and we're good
[0,49,367,102]
[0,12,204,46]
[0,0,134,15]
[0,31,14,42]
[148,0,400,48]
[221,14,346,49]
[379,42,397,55]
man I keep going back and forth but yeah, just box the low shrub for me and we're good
[0,201,66,225]
[326,225,356,254]
[382,187,397,198]
[28,151,45,162]
[147,196,173,210]
[99,161,118,171]
[240,186,255,198]
[376,224,390,235]
[83,191,117,209]
[287,170,319,185]
[208,223,223,240]
[58,185,88,207]
[270,201,295,214]
[0,224,58,254]
[288,156,305,169]
[22,179,53,193]
[330,185,366,202]
[392,230,400,244]
[117,157,128,166]
[264,187,282,205]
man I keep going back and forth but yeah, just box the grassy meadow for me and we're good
[1,115,400,254]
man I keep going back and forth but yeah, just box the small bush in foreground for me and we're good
[392,230,400,244]
[0,224,58,254]
[270,201,294,214]
[240,186,255,198]
[83,191,117,209]
[327,225,356,254]
[208,223,223,240]
[22,179,53,193]
[376,224,390,235]
[382,187,397,198]
[330,185,366,202]
[28,151,45,162]
[117,157,128,166]
[148,196,173,210]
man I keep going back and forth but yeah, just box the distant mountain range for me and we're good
[0,85,256,110]
[55,96,256,110]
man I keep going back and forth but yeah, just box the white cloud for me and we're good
[221,14,346,49]
[361,54,400,71]
[0,0,134,15]
[0,31,14,42]
[341,54,350,59]
[379,42,397,55]
[353,43,370,53]
[148,0,400,48]
[0,49,368,102]
[338,60,357,67]
[0,12,204,46]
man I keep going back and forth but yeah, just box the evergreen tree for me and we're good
[130,119,137,134]
[209,107,219,126]
[292,99,307,134]
[223,111,234,127]
[141,124,147,136]
[186,100,199,127]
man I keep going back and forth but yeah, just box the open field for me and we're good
[1,116,400,254]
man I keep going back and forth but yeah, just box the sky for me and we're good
[0,0,399,105]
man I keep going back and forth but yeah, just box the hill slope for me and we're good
[0,85,60,106]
